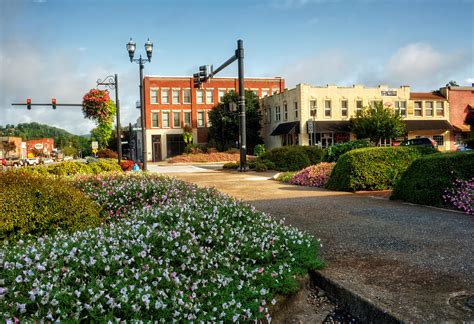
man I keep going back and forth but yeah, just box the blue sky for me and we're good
[1,0,473,134]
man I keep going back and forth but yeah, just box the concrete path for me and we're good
[152,166,474,322]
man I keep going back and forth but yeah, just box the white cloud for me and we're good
[465,78,474,85]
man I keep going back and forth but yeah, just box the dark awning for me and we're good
[312,121,351,132]
[403,120,454,131]
[270,121,300,136]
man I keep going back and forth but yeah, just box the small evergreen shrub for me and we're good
[258,146,323,171]
[290,162,336,187]
[223,161,239,169]
[97,148,118,159]
[254,144,266,157]
[275,171,297,183]
[0,173,102,241]
[254,161,268,172]
[322,140,371,162]
[326,146,436,191]
[391,151,474,207]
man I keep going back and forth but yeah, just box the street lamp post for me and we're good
[96,74,121,164]
[127,38,153,171]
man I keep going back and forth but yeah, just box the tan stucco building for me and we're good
[261,84,453,151]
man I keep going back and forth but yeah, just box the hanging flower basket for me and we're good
[82,89,112,122]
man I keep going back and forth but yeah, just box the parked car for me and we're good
[399,137,437,149]
[3,157,24,167]
[23,157,40,166]
[41,158,54,164]
[63,156,73,161]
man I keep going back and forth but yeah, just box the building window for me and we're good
[425,101,433,116]
[173,111,181,128]
[150,89,158,104]
[151,112,159,128]
[341,100,348,117]
[218,90,226,103]
[161,89,170,104]
[172,89,180,104]
[162,112,170,128]
[324,100,332,117]
[206,111,211,127]
[196,90,204,104]
[283,104,288,120]
[276,106,281,121]
[370,100,382,109]
[266,107,271,124]
[184,111,191,126]
[197,111,205,127]
[262,89,269,97]
[310,100,317,117]
[379,138,391,147]
[356,100,363,115]
[433,135,444,146]
[395,101,407,117]
[183,89,191,104]
[294,102,298,118]
[436,102,444,116]
[414,101,422,116]
[206,89,214,104]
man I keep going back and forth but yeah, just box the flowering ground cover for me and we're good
[289,162,336,187]
[167,152,240,163]
[443,178,474,215]
[1,173,322,322]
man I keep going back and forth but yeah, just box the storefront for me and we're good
[270,121,300,146]
[307,121,351,148]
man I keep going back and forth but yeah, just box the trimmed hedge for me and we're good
[391,151,474,207]
[8,159,122,176]
[326,146,436,191]
[322,140,371,162]
[0,173,102,241]
[258,146,323,171]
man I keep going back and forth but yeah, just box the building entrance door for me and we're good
[152,135,161,162]
[321,132,333,148]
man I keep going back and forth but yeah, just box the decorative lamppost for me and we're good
[127,37,153,170]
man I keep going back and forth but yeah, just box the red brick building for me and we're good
[26,138,55,157]
[440,85,474,149]
[143,76,285,161]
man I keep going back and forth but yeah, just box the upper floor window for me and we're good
[283,104,288,121]
[161,89,170,104]
[184,111,191,126]
[425,101,433,116]
[370,100,382,109]
[162,111,170,128]
[262,89,269,97]
[206,110,211,127]
[436,102,444,116]
[197,111,205,127]
[173,111,181,128]
[183,89,191,104]
[218,90,226,103]
[341,100,348,117]
[294,102,298,118]
[196,90,204,104]
[172,89,180,104]
[150,89,158,104]
[206,89,214,104]
[414,101,422,116]
[395,101,407,117]
[324,100,332,117]
[356,100,363,115]
[276,106,281,121]
[151,112,159,128]
[310,100,317,117]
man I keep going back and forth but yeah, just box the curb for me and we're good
[310,270,402,324]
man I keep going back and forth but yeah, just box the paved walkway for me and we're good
[152,165,474,322]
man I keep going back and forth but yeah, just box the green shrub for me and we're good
[90,159,122,173]
[253,144,266,157]
[97,148,118,159]
[326,146,436,191]
[46,161,94,176]
[0,173,102,241]
[391,151,474,207]
[254,161,268,172]
[258,146,323,171]
[223,161,239,169]
[275,171,297,183]
[322,140,371,162]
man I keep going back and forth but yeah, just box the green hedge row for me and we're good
[391,151,474,206]
[258,145,323,171]
[322,140,371,162]
[326,146,436,191]
[0,173,102,241]
[8,159,122,176]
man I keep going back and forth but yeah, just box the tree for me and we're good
[208,90,263,153]
[1,141,16,158]
[446,80,459,87]
[182,125,193,145]
[350,102,406,145]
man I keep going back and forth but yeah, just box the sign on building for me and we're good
[91,141,98,149]
[307,120,314,133]
[381,90,397,96]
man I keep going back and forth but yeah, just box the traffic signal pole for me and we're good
[194,39,247,171]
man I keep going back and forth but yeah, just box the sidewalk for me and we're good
[169,169,474,322]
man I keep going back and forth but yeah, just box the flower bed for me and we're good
[1,173,322,322]
[443,178,474,214]
[289,162,335,187]
[168,152,240,163]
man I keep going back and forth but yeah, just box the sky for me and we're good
[0,0,473,135]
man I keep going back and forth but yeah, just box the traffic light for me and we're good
[26,98,31,110]
[52,98,56,110]
[199,65,208,83]
[193,73,201,88]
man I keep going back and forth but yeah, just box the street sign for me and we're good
[92,148,98,154]
[91,141,98,149]
[307,120,314,134]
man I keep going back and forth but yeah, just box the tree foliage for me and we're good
[446,80,459,87]
[350,102,406,145]
[208,90,263,153]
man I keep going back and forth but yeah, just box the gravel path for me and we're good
[159,168,474,322]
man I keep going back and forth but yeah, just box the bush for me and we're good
[254,161,268,172]
[0,173,102,241]
[254,144,266,157]
[258,146,323,171]
[8,160,122,176]
[290,162,336,187]
[89,159,123,172]
[391,151,474,207]
[275,171,297,183]
[443,178,474,214]
[97,148,118,159]
[322,140,371,162]
[223,161,239,169]
[226,148,240,154]
[326,146,436,191]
